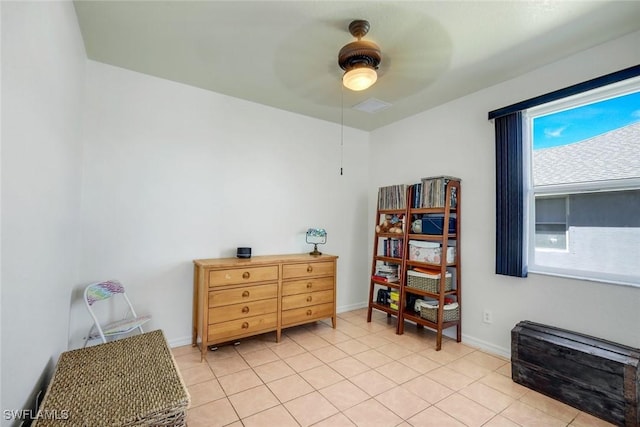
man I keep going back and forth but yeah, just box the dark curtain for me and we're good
[495,112,527,277]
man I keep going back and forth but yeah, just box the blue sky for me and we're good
[533,90,640,150]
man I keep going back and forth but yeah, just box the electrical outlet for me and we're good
[483,310,493,324]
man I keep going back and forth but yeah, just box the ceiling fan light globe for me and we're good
[343,67,377,91]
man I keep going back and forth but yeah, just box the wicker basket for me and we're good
[406,270,452,293]
[420,302,460,322]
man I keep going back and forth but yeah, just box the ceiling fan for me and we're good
[338,20,382,92]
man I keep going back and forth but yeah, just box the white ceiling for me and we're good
[73,1,640,131]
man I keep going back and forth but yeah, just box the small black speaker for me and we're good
[237,247,251,259]
[376,289,390,304]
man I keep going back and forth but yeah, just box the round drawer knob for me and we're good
[306,296,312,302]
[242,306,250,313]
[242,291,250,297]
[307,265,313,273]
[242,272,250,279]
[306,282,313,289]
[242,322,249,329]
[306,309,312,316]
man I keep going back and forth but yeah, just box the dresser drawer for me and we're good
[282,261,334,279]
[282,302,334,326]
[281,290,333,311]
[209,298,277,324]
[209,265,278,287]
[209,283,277,307]
[282,277,334,296]
[207,313,278,343]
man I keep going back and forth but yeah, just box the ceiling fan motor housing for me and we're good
[339,41,381,71]
[338,20,382,72]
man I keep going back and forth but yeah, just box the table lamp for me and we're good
[306,228,327,256]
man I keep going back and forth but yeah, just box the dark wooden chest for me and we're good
[511,321,639,427]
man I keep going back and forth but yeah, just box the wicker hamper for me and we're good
[420,302,460,322]
[406,270,452,293]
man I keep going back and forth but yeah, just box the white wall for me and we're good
[68,61,370,348]
[1,0,85,418]
[370,30,640,356]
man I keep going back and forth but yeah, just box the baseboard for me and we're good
[168,336,193,348]
[337,301,368,313]
[461,333,511,359]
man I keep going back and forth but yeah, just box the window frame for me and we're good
[523,76,640,287]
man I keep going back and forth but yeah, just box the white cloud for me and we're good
[544,126,567,138]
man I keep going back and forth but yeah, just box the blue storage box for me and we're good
[422,215,456,235]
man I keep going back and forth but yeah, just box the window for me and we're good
[490,65,640,282]
[524,78,640,286]
[534,196,567,250]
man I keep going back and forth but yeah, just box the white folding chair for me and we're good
[83,280,151,347]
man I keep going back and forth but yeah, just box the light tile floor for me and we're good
[173,308,615,427]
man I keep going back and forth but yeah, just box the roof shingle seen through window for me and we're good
[533,122,640,186]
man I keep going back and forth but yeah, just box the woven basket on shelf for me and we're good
[406,270,452,293]
[420,303,460,323]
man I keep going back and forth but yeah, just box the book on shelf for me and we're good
[372,274,399,283]
[419,176,460,208]
[382,238,403,258]
[374,262,400,283]
[377,184,407,210]
[376,263,398,273]
[410,183,422,208]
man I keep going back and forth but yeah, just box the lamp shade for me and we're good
[306,228,327,244]
[343,67,378,91]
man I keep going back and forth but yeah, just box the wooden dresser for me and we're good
[193,253,338,360]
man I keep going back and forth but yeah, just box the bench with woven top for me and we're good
[33,330,190,426]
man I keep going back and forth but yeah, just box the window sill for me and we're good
[528,267,640,289]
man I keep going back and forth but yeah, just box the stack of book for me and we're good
[382,238,403,258]
[410,176,460,208]
[372,263,400,283]
[377,184,407,210]
[410,183,422,209]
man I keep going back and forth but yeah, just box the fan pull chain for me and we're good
[340,85,344,176]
